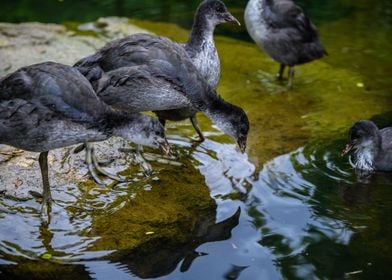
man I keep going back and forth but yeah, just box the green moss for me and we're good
[83,164,214,251]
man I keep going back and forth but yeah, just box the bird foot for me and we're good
[86,145,125,185]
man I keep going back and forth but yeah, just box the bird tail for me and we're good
[298,41,327,65]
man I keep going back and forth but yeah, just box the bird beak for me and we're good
[237,139,247,153]
[341,143,353,156]
[223,12,241,26]
[158,139,172,156]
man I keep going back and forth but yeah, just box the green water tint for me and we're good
[1,0,392,279]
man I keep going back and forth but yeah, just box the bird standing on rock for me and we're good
[245,0,327,89]
[0,62,170,220]
[75,0,242,143]
[75,33,249,153]
[156,0,240,142]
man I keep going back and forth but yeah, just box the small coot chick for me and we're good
[75,34,249,152]
[158,0,240,141]
[0,62,170,219]
[75,0,240,142]
[342,120,392,174]
[185,0,240,89]
[244,0,327,89]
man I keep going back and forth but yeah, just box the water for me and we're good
[1,0,392,279]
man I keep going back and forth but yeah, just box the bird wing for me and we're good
[77,33,219,112]
[0,62,108,125]
[380,127,392,151]
[98,34,189,68]
[264,1,319,43]
[95,62,193,112]
[0,97,53,144]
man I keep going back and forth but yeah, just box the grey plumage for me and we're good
[0,62,109,152]
[0,62,166,151]
[159,0,240,139]
[0,62,169,218]
[245,0,327,88]
[342,120,392,173]
[75,0,243,144]
[75,33,249,151]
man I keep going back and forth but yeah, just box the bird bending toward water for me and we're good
[342,120,392,175]
[76,0,241,142]
[75,33,249,154]
[0,62,170,220]
[245,0,327,89]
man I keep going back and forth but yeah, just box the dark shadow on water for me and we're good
[106,207,240,279]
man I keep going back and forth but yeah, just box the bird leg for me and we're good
[74,143,114,166]
[158,117,166,127]
[39,151,52,224]
[133,145,153,177]
[190,115,205,142]
[288,66,295,89]
[73,143,86,154]
[276,64,286,80]
[85,143,125,185]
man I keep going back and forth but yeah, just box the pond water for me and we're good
[1,0,392,279]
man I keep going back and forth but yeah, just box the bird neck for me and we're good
[354,137,381,171]
[99,109,136,137]
[186,12,216,51]
[204,96,235,138]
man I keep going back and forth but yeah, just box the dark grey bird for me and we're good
[0,62,170,219]
[244,0,327,89]
[342,120,392,174]
[74,33,249,153]
[158,0,240,141]
[75,0,241,143]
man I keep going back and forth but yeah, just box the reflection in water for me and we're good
[246,141,392,279]
[1,132,392,279]
[251,145,354,278]
[0,137,244,279]
[105,207,241,278]
[194,139,256,197]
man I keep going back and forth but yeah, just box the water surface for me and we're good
[0,0,392,279]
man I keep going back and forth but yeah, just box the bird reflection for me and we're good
[224,264,249,280]
[107,207,241,278]
[339,172,392,206]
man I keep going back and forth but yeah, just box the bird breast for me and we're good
[245,0,270,45]
[192,39,220,89]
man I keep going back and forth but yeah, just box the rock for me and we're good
[0,18,150,198]
[0,17,150,77]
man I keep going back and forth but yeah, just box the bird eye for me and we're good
[215,4,225,13]
[351,131,361,140]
